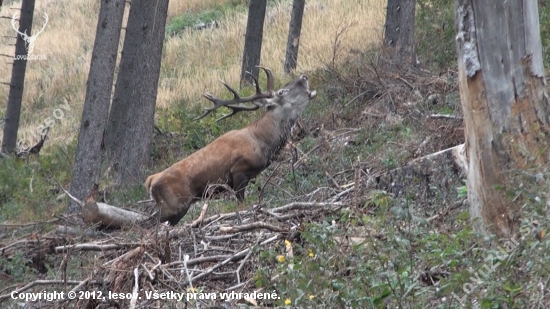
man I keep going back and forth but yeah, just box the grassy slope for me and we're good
[0,0,384,150]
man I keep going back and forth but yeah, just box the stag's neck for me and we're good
[248,107,298,161]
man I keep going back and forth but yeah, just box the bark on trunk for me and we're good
[103,3,142,158]
[379,0,416,72]
[1,0,35,154]
[67,0,126,214]
[283,0,305,74]
[105,0,169,185]
[240,0,267,86]
[454,0,550,237]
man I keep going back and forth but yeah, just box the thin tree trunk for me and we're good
[240,0,267,86]
[379,0,416,72]
[454,0,550,237]
[67,0,126,214]
[103,2,142,160]
[283,0,305,74]
[105,0,169,185]
[1,0,35,154]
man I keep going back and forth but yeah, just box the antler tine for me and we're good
[257,66,275,93]
[245,71,262,95]
[195,68,276,121]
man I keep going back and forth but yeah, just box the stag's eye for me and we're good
[277,89,288,96]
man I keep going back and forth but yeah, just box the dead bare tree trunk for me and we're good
[454,0,550,237]
[240,0,267,86]
[1,0,35,155]
[67,0,126,214]
[283,0,305,74]
[379,0,416,72]
[105,0,169,185]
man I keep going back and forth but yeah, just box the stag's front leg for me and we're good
[232,173,250,202]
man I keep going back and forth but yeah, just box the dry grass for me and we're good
[0,0,384,150]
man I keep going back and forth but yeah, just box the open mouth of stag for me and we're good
[301,75,317,99]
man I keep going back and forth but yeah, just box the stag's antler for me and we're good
[195,67,275,122]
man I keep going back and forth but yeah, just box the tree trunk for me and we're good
[240,0,267,86]
[105,0,169,185]
[379,0,416,72]
[1,0,35,155]
[103,4,142,158]
[66,0,126,214]
[454,0,550,237]
[283,0,305,74]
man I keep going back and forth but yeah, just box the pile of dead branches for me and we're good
[0,200,344,308]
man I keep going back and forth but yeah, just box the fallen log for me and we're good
[82,201,149,229]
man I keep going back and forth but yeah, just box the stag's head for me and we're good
[196,67,316,122]
[268,74,316,119]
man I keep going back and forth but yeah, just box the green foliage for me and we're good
[416,0,456,71]
[540,2,550,68]
[0,252,35,281]
[456,184,467,199]
[415,1,550,71]
[165,1,247,37]
[256,188,550,308]
[0,143,74,222]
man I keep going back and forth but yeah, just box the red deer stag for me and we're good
[145,68,316,225]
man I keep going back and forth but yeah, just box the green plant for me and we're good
[165,1,247,37]
[416,0,456,71]
[0,252,35,282]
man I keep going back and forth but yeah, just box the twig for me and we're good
[0,239,39,253]
[258,162,283,204]
[429,114,462,120]
[325,171,340,188]
[292,145,320,169]
[0,218,59,228]
[162,255,232,269]
[186,203,209,228]
[329,186,355,202]
[188,235,279,284]
[219,221,286,233]
[236,232,264,284]
[397,76,415,89]
[236,249,253,285]
[270,201,344,213]
[183,255,194,297]
[56,243,138,253]
[69,278,90,293]
[48,171,84,207]
[340,89,372,111]
[103,246,145,267]
[129,268,139,309]
[426,199,465,222]
[141,263,155,281]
